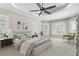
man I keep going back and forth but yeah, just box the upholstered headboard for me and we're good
[12,30,32,39]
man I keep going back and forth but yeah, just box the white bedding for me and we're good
[20,38,41,55]
[19,38,51,56]
[32,41,51,56]
[13,38,32,50]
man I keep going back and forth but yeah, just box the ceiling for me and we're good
[14,3,69,16]
[0,3,79,21]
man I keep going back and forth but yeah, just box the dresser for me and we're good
[0,38,13,48]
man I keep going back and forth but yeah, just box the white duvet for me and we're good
[20,38,51,56]
[20,38,41,55]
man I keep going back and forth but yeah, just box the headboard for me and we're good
[12,30,32,39]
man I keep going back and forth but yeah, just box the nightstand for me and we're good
[0,38,13,48]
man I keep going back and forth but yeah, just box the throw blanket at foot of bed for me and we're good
[20,38,51,56]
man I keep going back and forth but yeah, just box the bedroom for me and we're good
[0,3,78,56]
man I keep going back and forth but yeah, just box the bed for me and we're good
[12,30,51,56]
[13,37,51,56]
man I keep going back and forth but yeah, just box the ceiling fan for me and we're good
[30,3,56,16]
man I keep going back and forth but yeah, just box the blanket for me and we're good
[20,38,51,56]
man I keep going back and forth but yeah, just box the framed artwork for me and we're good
[17,21,27,30]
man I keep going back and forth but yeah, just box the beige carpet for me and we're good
[39,39,76,56]
[0,38,76,56]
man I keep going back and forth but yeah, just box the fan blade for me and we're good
[36,3,42,8]
[42,3,43,7]
[39,11,42,16]
[44,11,51,14]
[45,5,56,10]
[30,10,40,12]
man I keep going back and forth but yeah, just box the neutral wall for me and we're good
[0,8,42,34]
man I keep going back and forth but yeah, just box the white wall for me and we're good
[0,8,42,35]
[32,21,42,34]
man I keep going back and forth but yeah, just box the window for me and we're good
[0,15,9,38]
[52,22,65,35]
[69,19,76,33]
[42,17,77,36]
[42,21,65,36]
[42,22,50,35]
